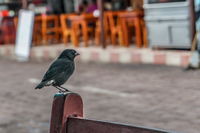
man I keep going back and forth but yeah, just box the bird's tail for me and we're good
[35,82,46,89]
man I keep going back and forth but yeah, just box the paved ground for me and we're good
[0,57,200,133]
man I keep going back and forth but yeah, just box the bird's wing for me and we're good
[41,59,72,82]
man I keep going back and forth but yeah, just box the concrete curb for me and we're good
[0,45,190,67]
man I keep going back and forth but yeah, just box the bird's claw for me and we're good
[55,86,70,93]
[59,90,69,94]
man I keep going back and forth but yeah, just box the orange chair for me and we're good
[67,13,96,47]
[118,10,145,47]
[95,12,110,46]
[80,13,95,46]
[107,11,124,46]
[60,13,80,46]
[41,15,60,45]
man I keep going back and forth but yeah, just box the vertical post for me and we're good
[22,0,28,9]
[49,93,83,133]
[190,0,195,40]
[97,0,106,48]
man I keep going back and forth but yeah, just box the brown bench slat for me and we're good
[49,92,180,133]
[66,117,176,133]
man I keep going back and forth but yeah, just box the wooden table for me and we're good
[118,11,144,47]
[68,13,98,47]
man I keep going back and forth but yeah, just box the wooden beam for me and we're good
[97,0,106,48]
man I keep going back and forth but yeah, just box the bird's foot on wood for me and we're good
[55,86,66,93]
[59,86,71,92]
[58,90,65,93]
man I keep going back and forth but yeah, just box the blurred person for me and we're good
[85,0,98,27]
[104,2,112,11]
[112,0,124,11]
[47,0,65,14]
[28,3,36,11]
[131,0,143,10]
[78,0,88,13]
[86,0,98,13]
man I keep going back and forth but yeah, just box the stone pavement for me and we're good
[0,44,191,67]
[0,58,200,133]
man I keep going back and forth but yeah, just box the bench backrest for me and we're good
[49,93,177,133]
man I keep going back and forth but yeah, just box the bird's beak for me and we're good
[75,52,80,56]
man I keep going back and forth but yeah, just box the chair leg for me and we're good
[63,37,67,46]
[71,32,79,47]
[55,32,60,44]
[95,30,100,46]
[35,33,38,45]
[42,33,47,45]
[118,31,124,47]
[105,34,109,46]
[135,18,142,48]
[143,27,148,48]
[111,33,116,46]
[36,33,41,45]
[63,34,69,44]
[82,22,89,47]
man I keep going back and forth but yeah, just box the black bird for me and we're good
[35,49,79,93]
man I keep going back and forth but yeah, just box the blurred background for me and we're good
[0,0,196,48]
[0,0,200,133]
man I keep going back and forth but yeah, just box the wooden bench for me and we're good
[49,93,176,133]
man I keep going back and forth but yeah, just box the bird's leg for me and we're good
[59,86,71,92]
[55,86,65,93]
